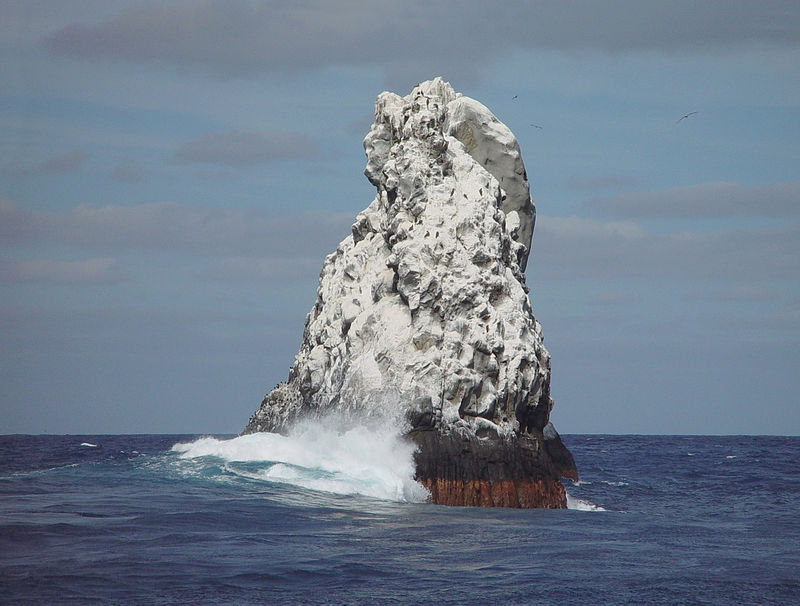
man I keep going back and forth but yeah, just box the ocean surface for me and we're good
[1,430,798,605]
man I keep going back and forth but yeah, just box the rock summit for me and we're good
[244,78,577,507]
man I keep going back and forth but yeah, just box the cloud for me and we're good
[10,151,88,176]
[531,215,800,281]
[591,291,641,306]
[685,284,791,303]
[739,308,800,333]
[0,199,43,242]
[568,174,640,191]
[200,256,324,282]
[537,216,647,240]
[173,130,317,166]
[589,180,800,219]
[112,159,147,182]
[6,198,797,287]
[0,199,354,258]
[41,1,800,81]
[0,257,126,284]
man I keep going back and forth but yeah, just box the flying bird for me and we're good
[512,95,518,100]
[676,111,699,124]
[530,124,543,129]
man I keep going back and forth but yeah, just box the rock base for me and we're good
[409,427,576,509]
[419,477,567,508]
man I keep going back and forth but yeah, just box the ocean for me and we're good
[1,431,798,605]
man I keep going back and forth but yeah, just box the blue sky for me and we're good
[1,1,799,435]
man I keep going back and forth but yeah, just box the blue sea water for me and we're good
[1,431,798,605]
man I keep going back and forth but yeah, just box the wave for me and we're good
[171,417,430,504]
[0,462,81,481]
[566,492,606,511]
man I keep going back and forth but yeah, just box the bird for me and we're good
[676,111,698,124]
[512,95,518,100]
[530,124,543,129]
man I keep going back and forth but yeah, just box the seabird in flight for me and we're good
[676,111,698,124]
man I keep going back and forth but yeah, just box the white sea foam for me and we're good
[171,417,430,503]
[566,492,606,512]
[80,442,98,448]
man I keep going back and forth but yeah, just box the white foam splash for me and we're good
[566,492,606,511]
[80,442,98,448]
[171,418,429,503]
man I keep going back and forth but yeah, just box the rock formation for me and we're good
[243,78,577,507]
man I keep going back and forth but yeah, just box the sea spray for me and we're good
[172,415,430,503]
[565,492,606,512]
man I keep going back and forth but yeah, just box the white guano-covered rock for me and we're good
[245,77,554,445]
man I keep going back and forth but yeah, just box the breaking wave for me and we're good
[171,418,429,504]
[566,492,606,511]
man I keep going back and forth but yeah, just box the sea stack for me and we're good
[243,78,577,507]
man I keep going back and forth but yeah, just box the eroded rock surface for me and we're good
[244,78,576,507]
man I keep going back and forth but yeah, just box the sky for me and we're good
[1,1,799,435]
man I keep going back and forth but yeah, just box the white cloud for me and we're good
[173,130,317,166]
[531,215,800,281]
[5,151,88,176]
[200,256,324,282]
[568,174,639,191]
[40,1,800,81]
[112,159,147,182]
[0,257,126,284]
[0,199,355,257]
[5,198,798,286]
[589,180,800,218]
[538,216,647,240]
[0,199,43,242]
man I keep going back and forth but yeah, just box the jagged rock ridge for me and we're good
[244,78,576,507]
